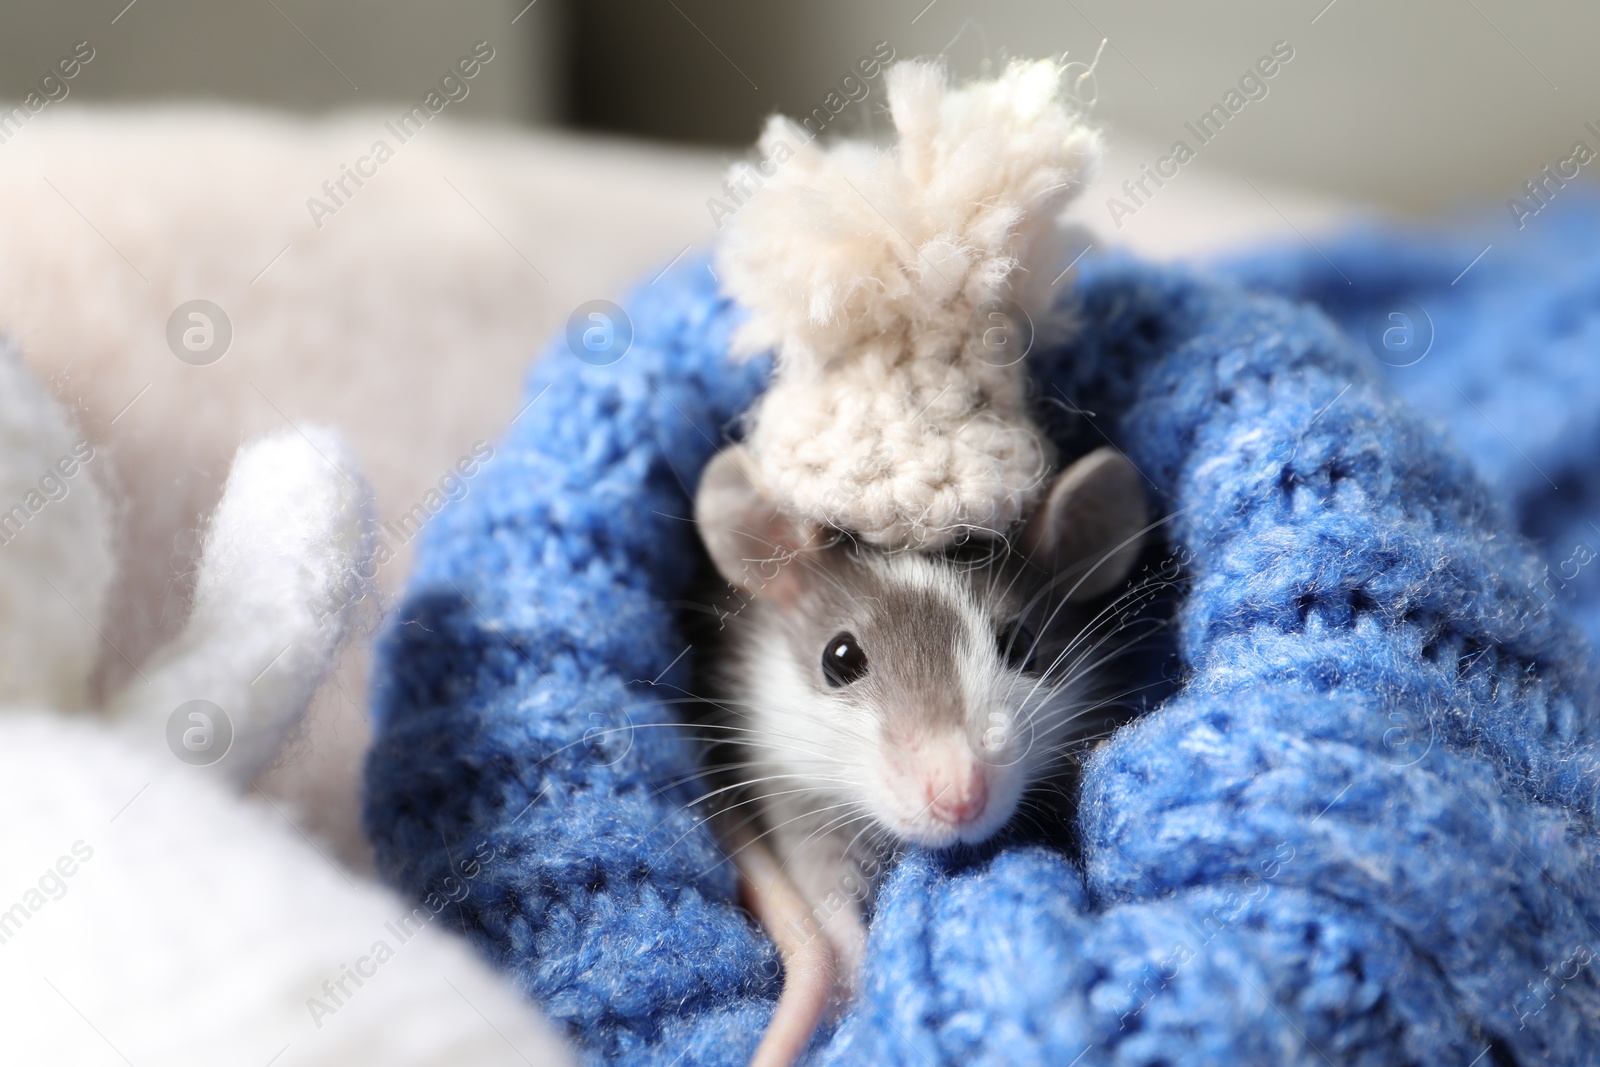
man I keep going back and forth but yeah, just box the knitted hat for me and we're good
[716,58,1101,549]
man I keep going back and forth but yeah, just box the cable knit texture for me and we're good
[1220,193,1600,655]
[365,204,1600,1064]
[717,59,1101,549]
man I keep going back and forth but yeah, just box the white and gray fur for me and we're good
[692,444,1148,975]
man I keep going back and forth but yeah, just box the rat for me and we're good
[691,442,1149,1060]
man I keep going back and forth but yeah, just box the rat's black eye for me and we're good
[998,620,1037,672]
[822,632,869,687]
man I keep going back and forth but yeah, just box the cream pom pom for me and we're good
[716,57,1101,548]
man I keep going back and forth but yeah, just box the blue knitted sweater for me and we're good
[364,200,1600,1066]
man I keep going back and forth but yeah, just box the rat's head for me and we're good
[694,444,1147,850]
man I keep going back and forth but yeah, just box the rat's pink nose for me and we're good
[928,770,989,826]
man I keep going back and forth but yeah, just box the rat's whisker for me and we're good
[698,799,865,880]
[778,810,874,883]
[695,785,860,829]
[1029,620,1168,710]
[669,772,854,810]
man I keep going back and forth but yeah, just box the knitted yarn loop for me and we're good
[717,58,1101,549]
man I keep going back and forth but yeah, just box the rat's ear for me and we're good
[1021,447,1147,602]
[694,444,819,603]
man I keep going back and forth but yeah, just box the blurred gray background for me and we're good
[1,0,1592,213]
